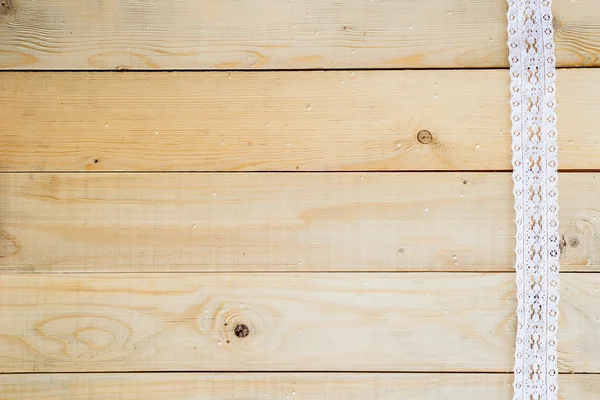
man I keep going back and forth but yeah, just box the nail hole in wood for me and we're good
[417,130,432,144]
[94,159,99,164]
[234,323,250,338]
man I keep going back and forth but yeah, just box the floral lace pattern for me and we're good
[507,0,559,399]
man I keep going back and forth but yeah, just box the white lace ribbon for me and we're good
[507,1,559,399]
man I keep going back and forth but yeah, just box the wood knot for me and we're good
[417,130,432,144]
[559,229,584,255]
[234,323,250,338]
[569,237,580,248]
[0,0,13,13]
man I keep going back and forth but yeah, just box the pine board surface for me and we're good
[0,273,598,373]
[0,373,597,400]
[1,0,598,393]
[0,0,599,69]
[1,70,599,172]
[0,172,597,272]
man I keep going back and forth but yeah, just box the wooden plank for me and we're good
[0,273,597,372]
[0,373,597,400]
[1,70,598,172]
[0,172,598,273]
[0,0,598,69]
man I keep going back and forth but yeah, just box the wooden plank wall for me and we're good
[0,0,599,398]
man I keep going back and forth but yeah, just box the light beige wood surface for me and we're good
[0,273,598,373]
[0,0,599,69]
[0,373,597,400]
[1,70,599,172]
[0,172,597,272]
[2,0,597,393]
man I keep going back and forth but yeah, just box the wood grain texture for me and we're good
[1,69,600,172]
[0,172,598,273]
[0,373,598,400]
[0,0,598,69]
[0,273,598,373]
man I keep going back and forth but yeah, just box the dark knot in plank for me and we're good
[234,323,250,338]
[0,0,15,16]
[417,130,432,144]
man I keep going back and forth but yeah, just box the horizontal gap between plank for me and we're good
[1,170,599,174]
[0,370,595,375]
[0,271,593,275]
[0,67,513,73]
[0,170,511,174]
[0,66,596,73]
[0,170,512,174]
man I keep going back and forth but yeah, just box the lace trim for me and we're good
[507,0,559,399]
